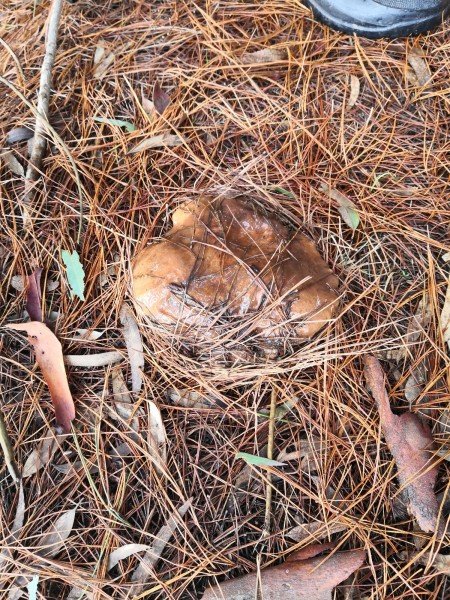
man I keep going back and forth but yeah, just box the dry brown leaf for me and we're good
[129,499,192,595]
[277,436,323,468]
[168,388,216,408]
[64,351,122,367]
[242,47,286,64]
[107,543,150,571]
[22,429,66,478]
[384,297,431,362]
[153,81,170,115]
[128,133,184,154]
[6,126,33,144]
[440,269,450,351]
[287,520,348,543]
[404,361,428,404]
[6,323,75,432]
[202,548,365,600]
[26,268,43,322]
[148,399,167,469]
[111,369,139,434]
[416,551,450,574]
[38,507,76,557]
[1,150,24,177]
[407,48,431,87]
[119,304,144,394]
[347,75,360,109]
[320,183,360,230]
[0,483,25,571]
[141,95,155,117]
[363,355,441,534]
[93,43,114,79]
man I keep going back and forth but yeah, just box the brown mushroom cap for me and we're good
[132,196,339,359]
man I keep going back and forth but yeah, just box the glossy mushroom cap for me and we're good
[132,196,339,359]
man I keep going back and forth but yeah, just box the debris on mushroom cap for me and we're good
[132,196,339,360]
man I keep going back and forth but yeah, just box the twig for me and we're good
[262,386,277,536]
[24,0,64,204]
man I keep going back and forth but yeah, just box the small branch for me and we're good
[24,0,64,202]
[262,386,277,536]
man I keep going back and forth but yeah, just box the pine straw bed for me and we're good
[1,1,449,598]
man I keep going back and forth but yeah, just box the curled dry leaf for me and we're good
[128,133,184,154]
[1,150,24,177]
[363,355,441,534]
[347,75,360,109]
[141,95,155,116]
[404,360,428,404]
[111,369,139,434]
[64,351,122,368]
[153,81,170,115]
[37,507,76,558]
[5,323,75,433]
[168,388,217,409]
[440,267,450,351]
[26,268,43,322]
[128,499,192,596]
[383,297,431,362]
[119,304,144,393]
[202,548,365,600]
[107,543,150,571]
[407,48,431,87]
[6,126,33,144]
[241,47,286,64]
[93,43,114,79]
[22,429,66,478]
[148,399,167,470]
[287,520,348,543]
[320,183,360,230]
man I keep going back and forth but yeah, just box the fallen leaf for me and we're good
[6,323,75,433]
[11,275,25,291]
[202,548,365,600]
[363,355,441,534]
[107,543,150,571]
[153,81,170,115]
[26,576,38,600]
[74,328,104,341]
[148,400,167,470]
[416,551,450,574]
[53,460,99,476]
[128,133,184,154]
[93,117,136,132]
[0,483,25,571]
[347,75,360,109]
[287,520,348,543]
[141,95,155,116]
[6,126,33,144]
[242,47,286,64]
[407,48,431,87]
[271,186,296,199]
[26,268,43,322]
[22,429,66,478]
[0,407,20,482]
[320,183,360,230]
[1,150,24,177]
[277,436,323,467]
[383,297,431,362]
[129,499,192,595]
[404,360,428,404]
[440,269,450,351]
[93,43,114,79]
[64,351,122,367]
[37,507,76,557]
[236,451,285,467]
[61,250,85,301]
[111,369,139,433]
[119,304,144,394]
[168,388,217,409]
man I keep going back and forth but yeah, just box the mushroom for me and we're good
[132,195,339,361]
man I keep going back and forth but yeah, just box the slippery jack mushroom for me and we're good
[132,195,339,362]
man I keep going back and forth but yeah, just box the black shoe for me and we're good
[304,0,449,38]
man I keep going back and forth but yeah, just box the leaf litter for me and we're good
[363,355,442,534]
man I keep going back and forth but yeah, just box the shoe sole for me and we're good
[304,1,448,38]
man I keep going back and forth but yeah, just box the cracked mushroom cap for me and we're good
[132,196,339,360]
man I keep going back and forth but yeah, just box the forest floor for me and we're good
[0,1,449,599]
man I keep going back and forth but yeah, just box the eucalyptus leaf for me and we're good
[236,452,285,467]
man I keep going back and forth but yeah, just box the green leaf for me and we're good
[271,186,296,199]
[236,452,285,467]
[93,117,136,132]
[61,250,85,301]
